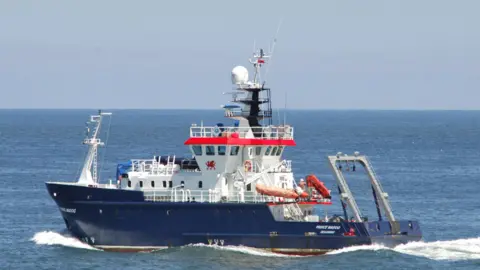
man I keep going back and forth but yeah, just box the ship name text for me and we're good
[60,207,76,213]
[316,225,341,230]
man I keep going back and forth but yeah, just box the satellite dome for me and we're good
[231,66,249,85]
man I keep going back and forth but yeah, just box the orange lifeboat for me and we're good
[256,183,308,199]
[306,174,331,199]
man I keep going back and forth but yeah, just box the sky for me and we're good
[0,0,478,110]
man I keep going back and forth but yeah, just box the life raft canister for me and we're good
[244,160,252,172]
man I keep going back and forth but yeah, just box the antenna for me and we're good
[270,18,283,56]
[264,18,283,84]
[276,107,281,126]
[284,91,287,125]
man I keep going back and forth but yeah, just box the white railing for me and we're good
[189,125,294,140]
[129,157,200,176]
[284,160,292,172]
[130,159,178,176]
[243,159,292,187]
[249,160,292,173]
[143,188,295,204]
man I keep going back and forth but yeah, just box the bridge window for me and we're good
[230,146,240,155]
[140,181,143,188]
[255,147,262,156]
[192,146,202,156]
[198,181,203,188]
[265,146,272,155]
[271,147,278,156]
[246,183,251,191]
[276,146,283,156]
[163,181,167,188]
[218,146,226,155]
[206,146,215,155]
[151,181,155,188]
[169,181,173,188]
[180,181,185,187]
[128,180,131,187]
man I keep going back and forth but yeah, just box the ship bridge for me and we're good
[183,123,295,175]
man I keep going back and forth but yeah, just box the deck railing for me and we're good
[143,188,290,204]
[189,125,294,140]
[129,157,200,176]
[225,110,272,118]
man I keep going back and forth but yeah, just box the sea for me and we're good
[1,109,479,270]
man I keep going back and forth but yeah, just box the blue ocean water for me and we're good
[1,109,480,269]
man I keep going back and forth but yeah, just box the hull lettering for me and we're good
[60,207,76,213]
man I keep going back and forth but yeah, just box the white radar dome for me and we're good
[231,66,249,85]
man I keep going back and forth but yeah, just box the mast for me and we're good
[228,47,273,132]
[77,110,112,185]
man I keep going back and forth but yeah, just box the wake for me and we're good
[327,237,480,261]
[30,231,297,257]
[184,243,299,257]
[31,231,99,251]
[31,231,480,260]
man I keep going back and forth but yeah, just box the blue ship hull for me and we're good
[46,183,422,255]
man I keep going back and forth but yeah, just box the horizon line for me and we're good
[0,107,479,111]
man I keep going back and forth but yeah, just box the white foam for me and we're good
[185,243,300,257]
[327,244,389,254]
[30,232,294,257]
[327,237,480,261]
[32,231,480,261]
[31,231,100,251]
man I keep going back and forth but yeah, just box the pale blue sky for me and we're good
[0,0,478,109]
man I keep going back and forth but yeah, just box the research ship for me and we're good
[45,47,422,255]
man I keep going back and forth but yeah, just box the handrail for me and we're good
[129,157,200,176]
[243,159,289,186]
[143,188,296,204]
[189,125,294,140]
